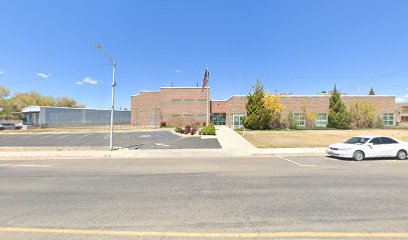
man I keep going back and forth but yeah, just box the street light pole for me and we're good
[96,44,116,150]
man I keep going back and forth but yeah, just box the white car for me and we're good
[327,136,408,161]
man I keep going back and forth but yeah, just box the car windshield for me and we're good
[344,137,370,144]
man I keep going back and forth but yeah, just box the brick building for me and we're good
[396,103,408,126]
[131,87,396,128]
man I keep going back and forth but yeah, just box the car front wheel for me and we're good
[353,150,365,161]
[397,150,407,160]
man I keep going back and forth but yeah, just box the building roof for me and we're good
[160,87,210,89]
[22,105,130,113]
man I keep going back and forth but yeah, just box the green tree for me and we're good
[0,85,85,119]
[0,85,9,99]
[244,79,271,130]
[327,85,352,129]
[369,87,375,95]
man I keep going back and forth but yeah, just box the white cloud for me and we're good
[37,73,51,78]
[76,77,98,85]
[396,95,408,103]
[0,70,3,75]
[174,70,182,73]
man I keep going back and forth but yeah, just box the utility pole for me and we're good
[96,44,117,151]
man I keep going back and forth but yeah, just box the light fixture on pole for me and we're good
[95,43,116,150]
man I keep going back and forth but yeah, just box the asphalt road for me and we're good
[1,156,408,239]
[0,131,221,149]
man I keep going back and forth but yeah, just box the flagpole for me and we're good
[206,65,209,126]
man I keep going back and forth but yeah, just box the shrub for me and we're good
[201,124,216,135]
[191,126,198,135]
[374,116,384,128]
[160,121,167,127]
[286,111,297,129]
[265,93,286,129]
[184,125,192,134]
[175,126,183,133]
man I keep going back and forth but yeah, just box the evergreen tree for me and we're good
[327,85,352,129]
[244,79,271,130]
[368,87,375,95]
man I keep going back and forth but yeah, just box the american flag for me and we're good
[201,67,209,92]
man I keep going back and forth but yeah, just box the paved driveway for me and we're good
[0,131,221,149]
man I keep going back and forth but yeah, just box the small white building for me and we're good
[22,106,131,128]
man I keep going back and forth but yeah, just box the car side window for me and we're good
[380,137,398,144]
[369,138,383,145]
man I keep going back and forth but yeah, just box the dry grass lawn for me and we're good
[239,129,408,148]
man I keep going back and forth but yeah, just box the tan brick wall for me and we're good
[225,96,248,127]
[222,95,395,126]
[131,90,396,127]
[211,101,227,113]
[280,96,395,117]
[131,88,210,127]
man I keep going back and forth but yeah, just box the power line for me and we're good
[0,64,111,85]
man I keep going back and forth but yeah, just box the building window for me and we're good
[197,99,207,102]
[172,114,181,117]
[383,114,394,126]
[184,99,194,102]
[172,99,181,102]
[315,113,328,127]
[293,113,306,127]
[233,114,245,128]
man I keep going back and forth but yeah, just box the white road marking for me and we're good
[21,135,34,139]
[0,164,51,168]
[56,135,69,139]
[278,157,317,167]
[79,133,92,139]
[140,135,151,138]
[154,143,171,147]
[37,134,51,139]
[104,134,110,139]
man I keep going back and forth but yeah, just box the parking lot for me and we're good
[0,131,221,149]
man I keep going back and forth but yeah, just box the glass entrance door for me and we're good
[211,113,226,125]
[233,114,245,128]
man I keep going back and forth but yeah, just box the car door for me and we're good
[367,137,386,157]
[380,137,399,157]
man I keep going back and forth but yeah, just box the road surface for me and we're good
[0,156,407,239]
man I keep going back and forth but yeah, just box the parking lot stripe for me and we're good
[278,157,317,167]
[0,227,407,238]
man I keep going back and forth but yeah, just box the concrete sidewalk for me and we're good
[0,148,327,160]
[215,126,256,153]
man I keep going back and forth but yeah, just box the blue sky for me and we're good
[1,0,408,109]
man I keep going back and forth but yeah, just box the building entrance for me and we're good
[211,113,226,125]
